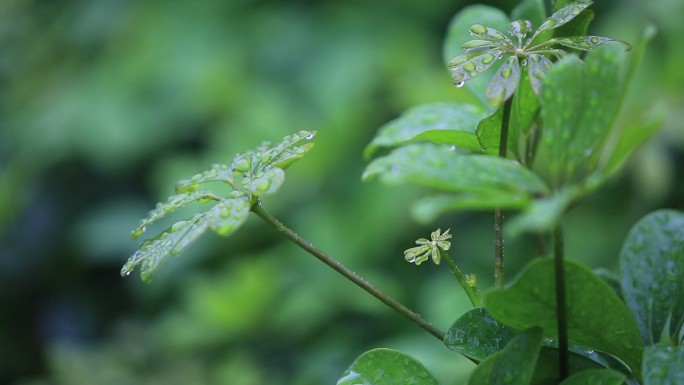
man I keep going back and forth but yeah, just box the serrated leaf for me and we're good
[362,143,549,196]
[365,102,487,158]
[558,369,626,385]
[175,164,234,193]
[131,190,218,239]
[537,1,592,33]
[467,327,543,385]
[208,194,252,236]
[412,192,530,224]
[620,210,684,345]
[443,5,510,108]
[643,346,684,385]
[336,348,438,385]
[444,307,519,362]
[485,258,644,375]
[122,213,210,282]
[486,56,520,106]
[556,36,631,51]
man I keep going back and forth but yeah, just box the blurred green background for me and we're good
[1,0,682,384]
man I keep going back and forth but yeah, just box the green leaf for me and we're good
[527,54,554,96]
[336,348,439,385]
[121,213,211,282]
[620,210,684,345]
[643,346,684,385]
[450,49,504,85]
[476,104,504,151]
[208,193,252,236]
[175,164,235,194]
[485,258,644,375]
[555,36,631,51]
[240,167,286,196]
[537,1,592,33]
[443,5,510,107]
[364,102,487,158]
[506,187,579,236]
[532,347,607,384]
[559,369,626,385]
[486,56,520,106]
[362,143,549,196]
[411,191,531,224]
[444,307,519,361]
[131,190,219,239]
[467,327,543,385]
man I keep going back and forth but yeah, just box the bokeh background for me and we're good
[1,0,682,384]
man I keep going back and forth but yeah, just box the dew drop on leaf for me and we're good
[305,134,314,140]
[521,59,528,67]
[456,81,465,88]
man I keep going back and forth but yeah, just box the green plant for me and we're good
[123,1,681,384]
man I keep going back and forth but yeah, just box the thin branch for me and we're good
[494,96,514,289]
[252,203,446,342]
[439,249,482,307]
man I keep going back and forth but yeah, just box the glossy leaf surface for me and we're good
[467,327,543,385]
[364,102,487,158]
[131,190,218,239]
[336,348,438,385]
[486,56,520,106]
[643,346,684,385]
[559,369,626,385]
[485,258,644,374]
[444,307,518,361]
[363,143,549,196]
[620,210,684,344]
[537,1,592,33]
[411,191,529,224]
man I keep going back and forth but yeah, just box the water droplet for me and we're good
[455,81,465,88]
[521,59,528,67]
[305,133,314,140]
[124,270,131,276]
[497,52,503,59]
[584,348,594,354]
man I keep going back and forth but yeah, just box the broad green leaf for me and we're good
[537,1,592,33]
[559,369,626,385]
[364,102,487,158]
[336,348,439,385]
[467,327,543,385]
[476,104,504,151]
[443,5,510,107]
[486,56,520,106]
[485,258,644,375]
[362,143,549,196]
[122,213,210,282]
[532,347,607,384]
[527,54,553,96]
[412,192,530,224]
[643,346,684,385]
[131,190,219,239]
[511,0,547,30]
[506,187,578,236]
[620,210,684,345]
[208,193,251,236]
[444,307,519,361]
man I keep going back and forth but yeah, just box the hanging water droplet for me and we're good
[521,58,528,66]
[305,133,314,140]
[455,81,465,88]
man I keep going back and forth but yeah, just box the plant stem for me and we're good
[252,203,446,342]
[554,223,569,380]
[494,97,513,288]
[439,249,482,307]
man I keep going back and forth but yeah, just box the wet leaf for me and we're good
[444,307,519,362]
[364,102,488,158]
[467,327,543,385]
[175,164,234,193]
[532,348,607,384]
[450,49,504,84]
[558,369,626,385]
[486,56,520,106]
[476,104,505,151]
[642,346,684,385]
[208,194,252,236]
[556,36,631,51]
[131,190,218,239]
[241,168,286,196]
[485,258,644,376]
[336,348,438,385]
[527,54,554,96]
[537,1,592,33]
[122,213,210,282]
[362,143,549,196]
[620,210,684,345]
